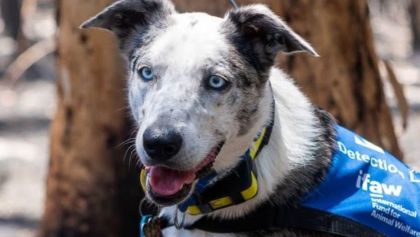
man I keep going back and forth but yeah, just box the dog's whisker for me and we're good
[128,147,138,170]
[123,144,136,165]
[117,138,136,148]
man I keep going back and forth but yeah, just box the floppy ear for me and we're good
[224,4,318,71]
[81,0,175,52]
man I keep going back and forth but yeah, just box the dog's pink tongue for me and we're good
[149,166,195,196]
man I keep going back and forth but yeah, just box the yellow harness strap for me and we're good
[140,126,270,215]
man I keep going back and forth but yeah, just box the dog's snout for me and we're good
[143,126,183,161]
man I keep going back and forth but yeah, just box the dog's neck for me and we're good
[160,68,333,224]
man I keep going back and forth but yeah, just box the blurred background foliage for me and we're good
[0,0,419,236]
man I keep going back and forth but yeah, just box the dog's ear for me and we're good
[224,4,318,71]
[81,0,175,51]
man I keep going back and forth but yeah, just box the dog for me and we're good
[82,1,420,236]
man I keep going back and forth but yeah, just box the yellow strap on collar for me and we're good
[249,127,268,160]
[139,169,259,215]
[139,126,269,215]
[185,171,258,215]
[140,168,147,192]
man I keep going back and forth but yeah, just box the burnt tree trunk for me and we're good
[174,0,402,158]
[39,0,140,237]
[0,0,22,40]
[410,0,420,50]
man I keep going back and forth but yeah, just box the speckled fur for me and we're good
[83,1,338,236]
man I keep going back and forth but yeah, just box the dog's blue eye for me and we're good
[206,75,229,91]
[138,66,154,82]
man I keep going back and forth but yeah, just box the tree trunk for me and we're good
[174,0,402,158]
[410,0,420,50]
[39,0,140,237]
[0,0,22,40]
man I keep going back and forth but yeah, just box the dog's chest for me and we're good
[161,227,338,237]
[162,227,236,237]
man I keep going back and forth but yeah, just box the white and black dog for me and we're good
[82,1,419,236]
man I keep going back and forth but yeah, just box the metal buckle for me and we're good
[140,215,162,237]
[174,207,186,230]
[139,198,162,237]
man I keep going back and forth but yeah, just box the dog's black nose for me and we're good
[143,126,183,161]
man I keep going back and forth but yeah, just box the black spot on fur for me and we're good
[227,94,238,106]
[237,105,259,136]
[190,19,198,26]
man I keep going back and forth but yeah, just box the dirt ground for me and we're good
[0,1,419,236]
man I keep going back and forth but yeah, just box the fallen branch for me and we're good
[383,60,409,130]
[3,37,56,87]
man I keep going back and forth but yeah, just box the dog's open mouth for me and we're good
[144,142,224,206]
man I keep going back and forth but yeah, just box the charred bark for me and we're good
[39,0,140,236]
[0,0,22,40]
[410,0,420,50]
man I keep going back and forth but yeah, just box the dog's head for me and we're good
[82,0,317,206]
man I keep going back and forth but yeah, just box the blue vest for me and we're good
[139,125,420,237]
[302,126,420,237]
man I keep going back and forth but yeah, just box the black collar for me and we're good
[187,202,385,237]
[176,114,274,215]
